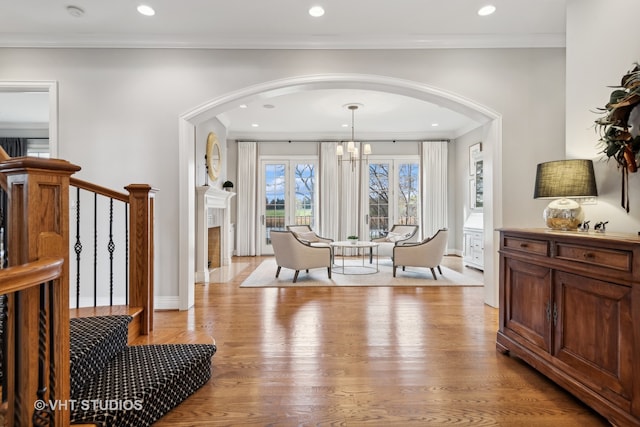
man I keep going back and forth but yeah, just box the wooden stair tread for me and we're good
[70,306,144,344]
[70,305,143,319]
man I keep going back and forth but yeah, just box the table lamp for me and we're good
[533,159,598,230]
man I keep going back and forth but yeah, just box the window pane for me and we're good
[398,163,419,225]
[294,163,315,227]
[368,163,389,238]
[264,164,286,244]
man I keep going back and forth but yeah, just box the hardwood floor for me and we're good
[136,256,610,426]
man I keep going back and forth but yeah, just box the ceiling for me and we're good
[0,0,567,140]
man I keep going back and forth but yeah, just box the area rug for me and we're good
[240,258,483,288]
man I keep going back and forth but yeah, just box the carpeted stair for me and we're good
[69,315,216,426]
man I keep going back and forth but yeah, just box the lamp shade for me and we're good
[533,159,598,230]
[534,159,598,199]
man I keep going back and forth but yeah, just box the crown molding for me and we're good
[0,33,566,49]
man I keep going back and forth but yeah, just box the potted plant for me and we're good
[595,63,640,211]
[347,235,359,244]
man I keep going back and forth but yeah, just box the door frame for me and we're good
[0,81,58,157]
[259,156,319,255]
[178,73,502,310]
[365,155,420,240]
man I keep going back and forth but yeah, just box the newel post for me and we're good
[125,184,157,334]
[0,157,80,426]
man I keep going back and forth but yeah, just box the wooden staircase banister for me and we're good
[69,178,157,335]
[0,157,77,426]
[0,151,156,425]
[0,145,7,191]
[70,177,129,203]
[0,257,63,294]
[1,257,67,427]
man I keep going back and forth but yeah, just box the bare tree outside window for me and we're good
[369,163,389,238]
[294,163,315,226]
[398,163,419,225]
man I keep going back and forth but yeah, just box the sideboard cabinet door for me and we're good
[503,257,552,352]
[554,271,633,406]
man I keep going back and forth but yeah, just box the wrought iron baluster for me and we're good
[1,293,7,402]
[93,193,97,307]
[108,198,115,306]
[32,282,52,427]
[74,187,82,309]
[14,292,23,419]
[48,280,57,416]
[125,204,129,305]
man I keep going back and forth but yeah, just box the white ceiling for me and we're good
[0,0,567,140]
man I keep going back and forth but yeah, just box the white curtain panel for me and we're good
[358,143,369,241]
[236,141,257,256]
[421,141,448,238]
[339,150,361,241]
[319,142,340,240]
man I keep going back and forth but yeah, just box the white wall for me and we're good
[195,117,228,189]
[454,127,485,251]
[566,0,640,231]
[0,47,565,305]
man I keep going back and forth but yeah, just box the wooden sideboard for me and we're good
[496,228,640,426]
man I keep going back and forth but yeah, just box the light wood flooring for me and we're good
[135,256,610,426]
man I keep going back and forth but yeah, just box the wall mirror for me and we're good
[206,132,222,182]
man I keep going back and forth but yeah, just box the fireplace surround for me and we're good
[195,185,235,283]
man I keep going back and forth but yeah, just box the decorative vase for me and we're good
[348,238,357,245]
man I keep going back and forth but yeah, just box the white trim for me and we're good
[195,186,236,283]
[0,33,565,50]
[0,81,58,157]
[178,119,196,310]
[483,117,503,308]
[154,296,181,311]
[178,73,503,310]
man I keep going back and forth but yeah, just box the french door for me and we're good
[366,157,420,239]
[260,158,317,254]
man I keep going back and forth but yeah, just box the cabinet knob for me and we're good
[520,243,528,248]
[583,252,595,259]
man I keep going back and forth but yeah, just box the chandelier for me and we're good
[336,104,371,171]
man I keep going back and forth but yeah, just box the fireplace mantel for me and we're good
[195,185,235,283]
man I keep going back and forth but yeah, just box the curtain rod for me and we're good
[234,139,451,143]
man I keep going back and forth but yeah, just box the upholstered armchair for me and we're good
[270,230,332,283]
[286,225,333,247]
[370,224,419,262]
[392,229,449,279]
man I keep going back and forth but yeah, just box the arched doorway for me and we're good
[178,74,502,310]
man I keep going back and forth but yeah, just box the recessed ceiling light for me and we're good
[309,6,325,17]
[341,124,349,128]
[478,5,496,16]
[137,4,155,16]
[239,104,248,109]
[431,123,439,127]
[251,123,259,128]
[66,5,85,17]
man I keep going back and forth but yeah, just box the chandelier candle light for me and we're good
[533,159,598,230]
[337,104,371,171]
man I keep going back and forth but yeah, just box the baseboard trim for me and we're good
[154,296,180,311]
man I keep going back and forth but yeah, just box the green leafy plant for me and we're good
[347,235,358,239]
